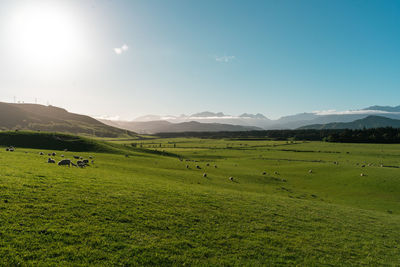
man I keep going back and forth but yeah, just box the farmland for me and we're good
[0,134,399,265]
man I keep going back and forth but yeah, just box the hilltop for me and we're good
[0,102,135,137]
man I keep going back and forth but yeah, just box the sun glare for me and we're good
[5,3,85,73]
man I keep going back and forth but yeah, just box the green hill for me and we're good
[0,102,135,137]
[298,115,400,129]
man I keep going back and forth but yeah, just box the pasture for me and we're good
[0,136,399,265]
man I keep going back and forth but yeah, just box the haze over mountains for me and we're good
[99,105,400,133]
[101,120,262,134]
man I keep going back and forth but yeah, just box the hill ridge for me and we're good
[0,102,135,137]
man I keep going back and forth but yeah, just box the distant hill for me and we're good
[363,105,400,112]
[99,119,262,134]
[0,102,135,137]
[298,115,400,130]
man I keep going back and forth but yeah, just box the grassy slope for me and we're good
[0,131,120,153]
[0,137,399,265]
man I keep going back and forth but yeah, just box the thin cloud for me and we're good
[215,55,235,62]
[114,44,129,55]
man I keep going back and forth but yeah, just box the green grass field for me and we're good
[1,135,400,265]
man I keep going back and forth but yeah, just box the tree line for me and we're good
[155,127,400,143]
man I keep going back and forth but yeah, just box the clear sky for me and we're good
[0,0,399,120]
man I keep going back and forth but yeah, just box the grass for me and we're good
[0,136,399,265]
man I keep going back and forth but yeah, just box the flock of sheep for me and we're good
[180,158,236,181]
[180,156,376,183]
[4,145,375,179]
[182,158,292,183]
[39,150,93,168]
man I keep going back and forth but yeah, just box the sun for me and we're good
[4,3,85,73]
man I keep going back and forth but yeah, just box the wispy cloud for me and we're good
[114,44,129,55]
[215,55,235,62]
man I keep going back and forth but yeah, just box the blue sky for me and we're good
[0,0,399,119]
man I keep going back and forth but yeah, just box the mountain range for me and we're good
[1,102,400,136]
[101,105,400,132]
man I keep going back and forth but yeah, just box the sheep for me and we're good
[77,160,86,168]
[360,173,366,177]
[203,173,207,178]
[47,158,56,164]
[262,171,267,175]
[73,156,80,159]
[39,152,44,155]
[58,159,75,167]
[61,154,64,157]
[52,152,56,156]
[229,176,234,182]
[82,159,89,164]
[196,165,201,169]
[309,169,313,174]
